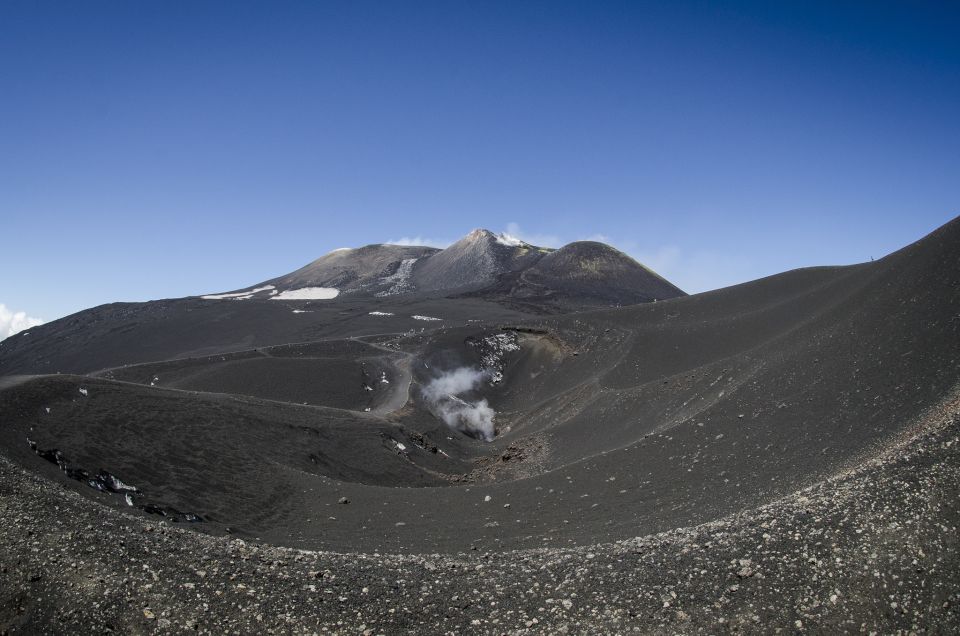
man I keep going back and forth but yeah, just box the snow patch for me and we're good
[375,258,419,297]
[201,285,275,300]
[272,287,340,300]
[369,311,394,316]
[412,315,442,321]
[78,388,88,396]
[468,332,521,384]
[100,473,138,493]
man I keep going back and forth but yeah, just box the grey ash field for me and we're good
[1,225,959,634]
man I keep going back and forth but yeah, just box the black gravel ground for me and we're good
[0,389,957,634]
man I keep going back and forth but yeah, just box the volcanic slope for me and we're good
[464,239,686,311]
[263,243,439,295]
[0,230,684,376]
[0,217,957,558]
[412,228,548,292]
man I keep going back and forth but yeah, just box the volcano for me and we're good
[1,221,958,633]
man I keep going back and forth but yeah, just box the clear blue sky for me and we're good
[2,0,958,328]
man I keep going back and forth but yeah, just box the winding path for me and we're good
[348,335,416,415]
[2,332,421,417]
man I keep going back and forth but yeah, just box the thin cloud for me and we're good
[628,245,755,295]
[503,222,562,248]
[570,234,747,294]
[631,245,682,277]
[0,303,44,340]
[580,233,612,244]
[384,236,452,248]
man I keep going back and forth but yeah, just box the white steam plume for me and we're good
[422,367,496,442]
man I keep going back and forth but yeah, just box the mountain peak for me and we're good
[414,228,542,292]
[466,228,493,239]
[462,228,530,248]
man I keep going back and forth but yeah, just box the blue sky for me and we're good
[1,1,958,332]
